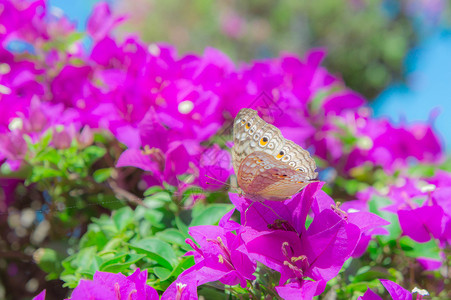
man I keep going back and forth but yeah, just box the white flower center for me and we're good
[178,100,194,114]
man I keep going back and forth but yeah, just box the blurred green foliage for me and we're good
[58,188,233,292]
[118,0,417,99]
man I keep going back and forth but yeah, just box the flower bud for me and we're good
[53,128,72,149]
[78,126,94,148]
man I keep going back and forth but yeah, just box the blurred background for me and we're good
[49,0,451,149]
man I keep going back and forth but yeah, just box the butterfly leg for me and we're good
[256,201,285,222]
[242,200,255,227]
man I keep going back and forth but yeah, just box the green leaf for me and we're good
[90,194,125,210]
[99,253,146,273]
[102,237,128,252]
[336,177,368,195]
[198,286,230,299]
[180,185,205,200]
[93,131,112,144]
[40,129,54,148]
[169,255,195,278]
[72,246,100,271]
[144,185,164,196]
[61,246,103,287]
[79,224,109,250]
[143,191,172,209]
[99,253,127,269]
[305,216,313,230]
[0,163,31,179]
[129,238,177,269]
[408,164,436,177]
[34,248,64,280]
[152,256,195,291]
[112,207,134,232]
[352,268,391,283]
[35,148,61,165]
[81,146,106,166]
[345,281,379,294]
[135,206,164,228]
[156,229,192,252]
[175,216,189,236]
[310,85,342,112]
[93,168,114,183]
[190,204,233,226]
[66,32,85,45]
[369,196,401,242]
[60,274,80,288]
[28,166,64,183]
[400,237,441,260]
[154,266,172,281]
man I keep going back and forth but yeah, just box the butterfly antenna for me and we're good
[204,175,231,188]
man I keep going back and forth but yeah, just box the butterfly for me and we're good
[232,108,318,201]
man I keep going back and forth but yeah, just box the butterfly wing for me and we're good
[237,151,314,201]
[232,108,261,172]
[232,108,317,181]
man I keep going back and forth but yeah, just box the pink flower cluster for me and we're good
[33,268,158,300]
[162,182,389,299]
[0,1,443,194]
[351,170,451,271]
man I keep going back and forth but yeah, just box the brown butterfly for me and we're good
[232,108,318,201]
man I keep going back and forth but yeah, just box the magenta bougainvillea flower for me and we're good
[315,191,390,257]
[68,268,158,300]
[367,121,443,170]
[87,2,126,41]
[348,171,451,270]
[161,275,200,300]
[275,280,326,300]
[239,209,360,286]
[228,182,389,297]
[359,279,429,300]
[0,131,27,170]
[0,0,48,44]
[232,182,389,259]
[380,280,414,300]
[398,205,443,243]
[167,182,388,298]
[117,142,193,187]
[162,210,256,299]
[357,288,382,300]
[198,144,233,191]
[230,182,324,233]
[390,176,450,242]
[32,269,158,300]
[32,289,46,300]
[0,96,82,171]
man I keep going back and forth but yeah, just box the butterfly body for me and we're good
[232,108,318,201]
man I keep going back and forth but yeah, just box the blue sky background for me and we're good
[48,0,113,30]
[372,30,451,151]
